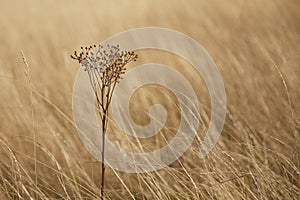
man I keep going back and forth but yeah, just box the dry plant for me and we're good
[71,44,138,199]
[0,0,299,199]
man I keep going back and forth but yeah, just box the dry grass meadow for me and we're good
[0,0,299,199]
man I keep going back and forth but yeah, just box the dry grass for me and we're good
[0,0,299,199]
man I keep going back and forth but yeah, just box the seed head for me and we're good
[71,44,138,87]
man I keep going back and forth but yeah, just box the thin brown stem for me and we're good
[100,109,107,200]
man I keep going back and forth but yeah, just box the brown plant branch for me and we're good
[71,44,138,199]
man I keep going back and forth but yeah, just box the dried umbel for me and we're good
[71,44,138,200]
[72,44,137,86]
[71,44,138,107]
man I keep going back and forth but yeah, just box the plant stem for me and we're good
[100,111,107,200]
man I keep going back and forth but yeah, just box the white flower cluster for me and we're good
[81,44,122,73]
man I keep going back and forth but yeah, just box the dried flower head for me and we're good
[71,44,137,81]
[71,43,138,199]
[71,44,138,107]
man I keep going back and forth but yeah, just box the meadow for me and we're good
[0,0,299,199]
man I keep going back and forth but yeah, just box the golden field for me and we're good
[0,0,299,199]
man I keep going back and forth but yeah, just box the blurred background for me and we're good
[0,0,299,199]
